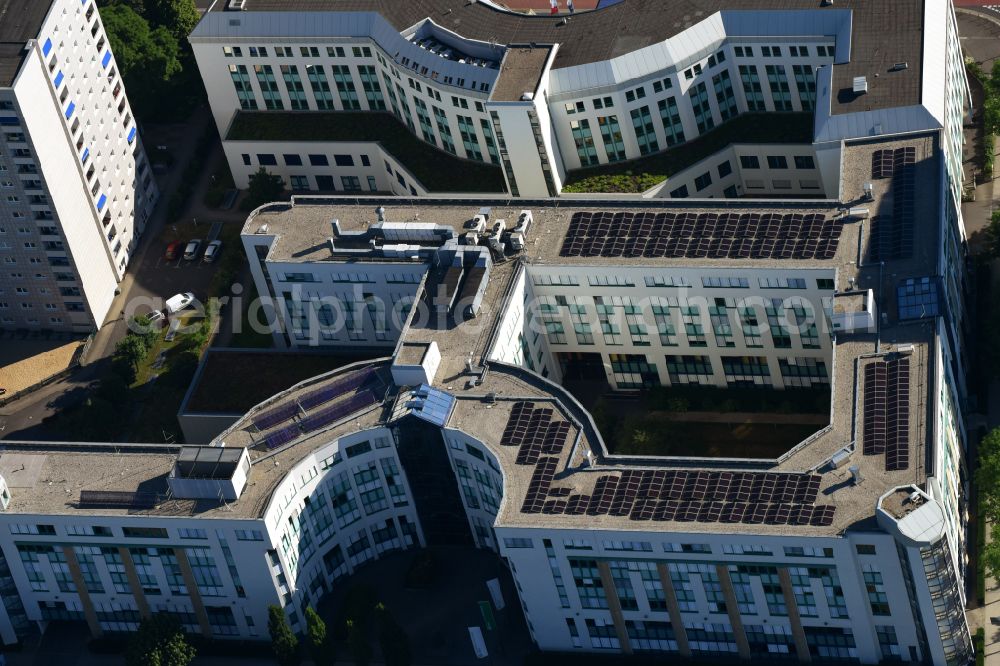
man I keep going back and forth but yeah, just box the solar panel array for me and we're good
[558,211,843,261]
[501,401,572,465]
[262,390,380,451]
[505,402,835,525]
[871,149,895,178]
[522,465,834,526]
[300,390,378,433]
[264,423,301,450]
[863,358,911,471]
[299,366,376,411]
[869,147,916,261]
[79,490,159,509]
[252,402,300,432]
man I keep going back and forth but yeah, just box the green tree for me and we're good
[977,428,1000,516]
[244,167,286,210]
[146,0,200,42]
[124,613,195,666]
[376,604,411,666]
[100,4,181,120]
[983,521,1000,582]
[305,606,334,666]
[268,605,300,666]
[115,334,149,373]
[346,619,372,666]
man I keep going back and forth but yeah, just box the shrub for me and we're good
[267,606,299,666]
[124,614,195,666]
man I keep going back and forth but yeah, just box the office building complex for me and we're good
[0,0,158,332]
[190,0,968,201]
[0,148,972,663]
[0,2,972,665]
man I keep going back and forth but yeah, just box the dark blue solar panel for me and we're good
[264,424,301,450]
[253,403,300,431]
[299,366,375,410]
[300,390,377,433]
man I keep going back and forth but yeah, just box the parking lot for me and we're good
[124,220,237,321]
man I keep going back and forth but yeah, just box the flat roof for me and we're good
[0,0,52,86]
[206,0,925,115]
[490,46,552,102]
[0,133,944,536]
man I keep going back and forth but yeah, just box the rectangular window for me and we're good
[657,98,685,147]
[432,106,456,154]
[712,70,738,121]
[306,65,335,109]
[794,155,815,169]
[254,65,284,110]
[739,65,766,112]
[629,105,659,155]
[331,65,360,110]
[280,65,308,110]
[357,65,385,110]
[229,64,257,110]
[456,115,483,161]
[688,82,714,134]
[765,65,793,111]
[767,155,789,169]
[570,119,598,166]
[792,64,816,111]
[597,115,626,161]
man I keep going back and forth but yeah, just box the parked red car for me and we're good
[164,241,183,260]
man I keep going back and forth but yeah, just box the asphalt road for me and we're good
[0,108,215,441]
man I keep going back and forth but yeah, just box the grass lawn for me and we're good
[227,111,507,193]
[186,350,383,414]
[562,112,814,193]
[129,311,215,442]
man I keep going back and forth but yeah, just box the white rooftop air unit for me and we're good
[521,92,535,101]
[227,0,246,9]
[863,182,874,200]
[853,76,868,94]
[848,207,870,219]
[256,224,268,234]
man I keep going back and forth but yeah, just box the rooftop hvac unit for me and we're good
[853,76,868,94]
[830,448,852,469]
[863,182,874,200]
[256,224,269,234]
[227,0,246,9]
[848,206,870,219]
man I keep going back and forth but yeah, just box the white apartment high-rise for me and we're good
[0,0,158,332]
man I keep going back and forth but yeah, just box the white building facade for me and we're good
[0,0,158,332]
[189,0,969,201]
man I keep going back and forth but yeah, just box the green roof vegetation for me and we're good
[226,111,507,194]
[562,112,814,194]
